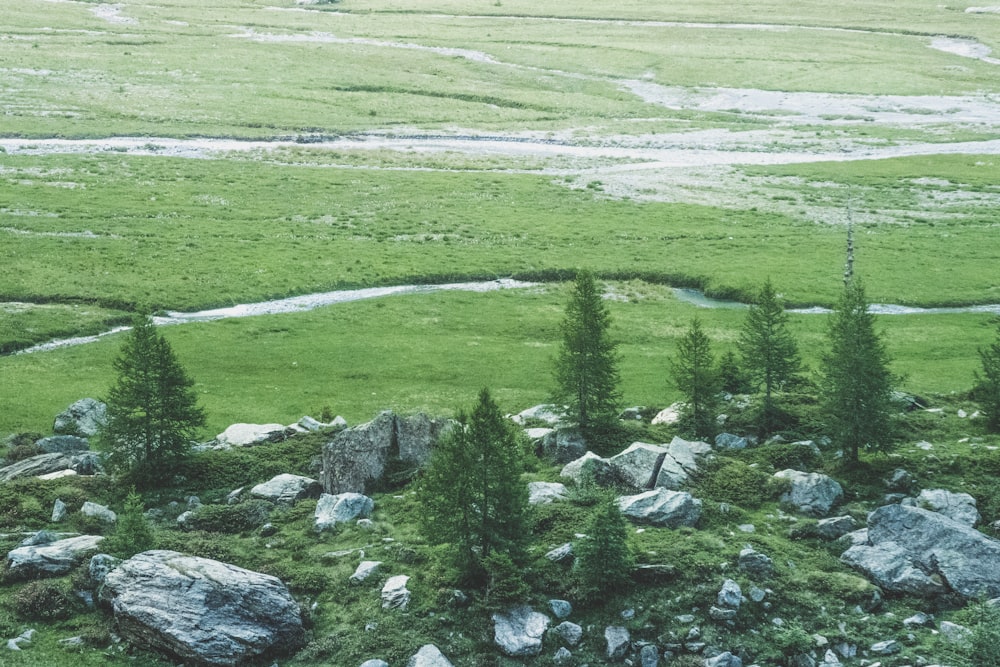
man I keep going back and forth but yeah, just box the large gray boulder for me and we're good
[321,412,452,494]
[250,474,322,506]
[654,437,712,489]
[99,550,305,665]
[6,535,104,579]
[216,423,290,448]
[528,482,569,505]
[618,488,701,528]
[53,398,106,437]
[35,435,90,454]
[0,452,102,483]
[314,493,374,531]
[774,470,843,517]
[848,503,1000,600]
[381,575,411,610]
[815,516,858,540]
[605,626,630,660]
[406,644,453,667]
[492,606,550,657]
[609,442,668,489]
[81,501,117,524]
[913,488,980,527]
[840,538,950,596]
[511,404,563,426]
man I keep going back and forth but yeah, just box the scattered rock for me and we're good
[738,547,774,578]
[548,599,572,619]
[250,473,322,506]
[715,433,749,450]
[6,535,104,579]
[618,488,701,528]
[81,501,116,524]
[554,621,583,646]
[560,451,614,486]
[545,543,574,562]
[6,629,35,651]
[99,550,305,665]
[528,482,569,505]
[651,403,683,425]
[53,398,107,437]
[511,404,563,426]
[609,442,669,489]
[939,620,972,644]
[655,436,712,489]
[359,660,390,667]
[639,643,660,667]
[492,605,550,657]
[841,540,946,597]
[815,516,857,540]
[705,651,743,667]
[774,470,843,517]
[605,625,630,660]
[381,575,411,610]
[903,612,934,628]
[216,423,290,447]
[553,646,573,664]
[314,492,374,531]
[0,452,102,483]
[884,468,914,493]
[51,499,68,523]
[88,553,122,586]
[869,639,900,655]
[406,644,453,667]
[350,561,382,584]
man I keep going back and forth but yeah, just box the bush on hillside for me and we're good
[13,581,77,621]
[182,500,271,533]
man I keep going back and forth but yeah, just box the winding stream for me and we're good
[11,281,1000,357]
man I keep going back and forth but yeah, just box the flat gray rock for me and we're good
[250,473,322,506]
[618,488,701,528]
[314,492,374,531]
[774,469,843,517]
[406,644,453,667]
[6,535,103,579]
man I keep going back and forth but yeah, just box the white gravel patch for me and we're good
[930,36,1000,65]
[89,4,137,25]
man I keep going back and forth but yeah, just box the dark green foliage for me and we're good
[176,435,320,494]
[974,320,1000,433]
[182,500,271,533]
[671,317,722,439]
[718,350,750,395]
[739,279,801,435]
[155,531,241,563]
[4,433,43,464]
[101,490,156,559]
[554,270,621,433]
[574,494,634,602]
[417,388,530,585]
[483,551,530,606]
[739,442,824,473]
[13,580,77,621]
[258,562,331,595]
[100,315,206,489]
[821,279,896,464]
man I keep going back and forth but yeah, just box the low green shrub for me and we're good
[692,458,775,508]
[740,441,823,472]
[13,580,78,621]
[183,500,271,533]
[156,531,241,563]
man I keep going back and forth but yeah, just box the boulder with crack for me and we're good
[618,488,701,528]
[6,535,104,579]
[250,473,322,506]
[492,605,550,657]
[53,398,107,437]
[99,550,305,666]
[774,469,843,517]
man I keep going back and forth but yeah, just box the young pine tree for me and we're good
[100,315,205,488]
[101,489,156,559]
[738,279,801,435]
[418,388,530,585]
[821,279,895,464]
[554,270,621,434]
[974,319,1000,433]
[574,493,634,602]
[671,318,722,439]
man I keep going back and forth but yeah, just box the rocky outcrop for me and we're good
[609,442,668,489]
[540,428,587,463]
[493,606,550,657]
[35,435,90,454]
[842,503,1000,599]
[815,516,858,540]
[321,412,452,494]
[314,493,374,531]
[6,535,104,579]
[511,404,563,426]
[381,574,411,610]
[618,489,701,528]
[250,474,322,506]
[560,451,614,487]
[655,437,712,490]
[0,452,102,483]
[99,550,305,665]
[53,398,106,437]
[651,403,683,425]
[406,644,453,667]
[81,501,117,524]
[774,470,843,517]
[605,626,630,660]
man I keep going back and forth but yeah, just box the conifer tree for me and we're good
[821,279,895,464]
[738,279,801,434]
[574,493,634,602]
[974,319,1000,433]
[101,489,156,559]
[671,317,721,439]
[100,315,205,488]
[418,388,530,585]
[554,270,621,433]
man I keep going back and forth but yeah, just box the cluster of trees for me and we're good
[92,268,1000,601]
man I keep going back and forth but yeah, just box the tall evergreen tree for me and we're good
[671,317,721,439]
[101,489,157,559]
[974,319,1000,433]
[418,388,530,585]
[554,270,621,433]
[821,279,895,464]
[574,493,634,602]
[738,279,801,434]
[99,315,205,488]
